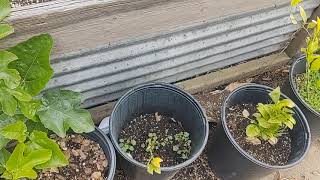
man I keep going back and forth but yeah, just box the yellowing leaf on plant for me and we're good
[299,6,307,23]
[307,21,317,29]
[310,58,320,71]
[246,124,260,138]
[291,0,303,7]
[290,14,298,25]
[269,87,281,104]
[147,157,163,175]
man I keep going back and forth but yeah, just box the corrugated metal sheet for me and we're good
[46,1,318,107]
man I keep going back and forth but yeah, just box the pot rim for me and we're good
[221,83,311,169]
[289,56,320,117]
[109,82,209,171]
[85,128,117,180]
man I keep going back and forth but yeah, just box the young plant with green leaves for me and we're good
[119,138,136,154]
[0,1,95,179]
[245,87,296,145]
[145,132,162,175]
[290,0,320,112]
[172,132,191,159]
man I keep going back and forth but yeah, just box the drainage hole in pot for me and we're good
[226,104,291,166]
[37,134,108,180]
[118,112,192,169]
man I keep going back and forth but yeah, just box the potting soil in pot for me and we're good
[119,112,192,167]
[37,134,108,180]
[226,104,291,166]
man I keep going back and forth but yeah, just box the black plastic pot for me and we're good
[208,84,311,180]
[282,57,320,121]
[109,83,209,180]
[84,128,116,180]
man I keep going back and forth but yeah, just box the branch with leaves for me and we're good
[0,1,95,179]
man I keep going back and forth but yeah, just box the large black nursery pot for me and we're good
[208,84,311,180]
[85,128,116,180]
[282,57,320,122]
[110,83,209,180]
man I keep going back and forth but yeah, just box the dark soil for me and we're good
[37,134,108,180]
[119,113,187,167]
[226,104,292,166]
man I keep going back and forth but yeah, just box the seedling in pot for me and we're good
[119,138,136,153]
[290,0,320,112]
[245,87,296,145]
[173,132,191,159]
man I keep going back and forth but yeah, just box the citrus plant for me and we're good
[0,1,95,179]
[290,0,320,112]
[245,87,296,145]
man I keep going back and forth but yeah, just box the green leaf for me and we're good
[1,143,52,179]
[19,99,42,120]
[8,34,54,96]
[0,0,10,21]
[25,120,48,133]
[0,113,17,149]
[0,121,27,143]
[307,21,317,29]
[299,6,307,23]
[37,89,95,137]
[283,121,294,129]
[278,99,295,108]
[0,149,10,174]
[310,58,320,71]
[0,51,20,89]
[269,87,281,103]
[246,124,260,138]
[291,0,303,7]
[25,131,68,169]
[0,23,14,40]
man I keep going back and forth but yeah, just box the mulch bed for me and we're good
[37,134,108,180]
[114,63,290,179]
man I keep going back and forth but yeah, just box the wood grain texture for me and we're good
[1,0,292,57]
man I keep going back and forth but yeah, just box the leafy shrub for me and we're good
[245,88,296,145]
[290,0,320,112]
[0,1,95,179]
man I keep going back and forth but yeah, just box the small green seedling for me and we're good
[172,132,191,159]
[245,87,296,145]
[119,138,136,153]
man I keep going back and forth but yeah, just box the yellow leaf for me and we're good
[291,0,303,7]
[151,157,163,168]
[299,6,307,23]
[290,14,298,25]
[146,157,163,175]
[307,21,317,29]
[310,58,320,71]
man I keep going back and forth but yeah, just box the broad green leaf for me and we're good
[37,89,95,137]
[0,113,17,149]
[0,51,20,89]
[0,121,27,143]
[291,0,303,7]
[0,149,10,174]
[290,14,298,25]
[19,99,42,120]
[25,131,68,169]
[246,124,260,137]
[257,104,270,118]
[8,34,54,96]
[1,143,52,179]
[299,6,307,23]
[25,121,48,133]
[0,0,10,21]
[0,24,14,40]
[0,85,17,116]
[269,87,281,103]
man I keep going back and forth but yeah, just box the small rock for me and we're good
[91,172,102,179]
[209,90,222,95]
[262,77,272,81]
[84,168,92,174]
[83,139,91,146]
[79,150,87,160]
[71,149,79,156]
[56,175,66,180]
